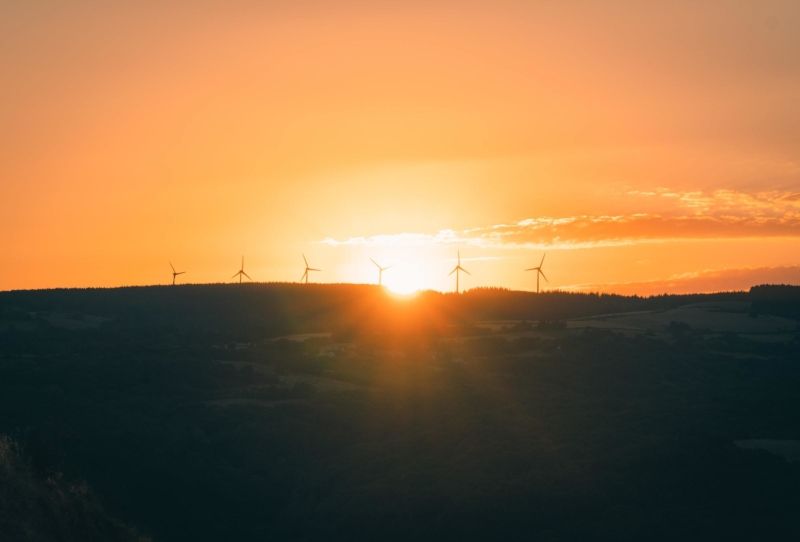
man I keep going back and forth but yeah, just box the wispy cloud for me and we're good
[561,266,800,295]
[322,189,800,250]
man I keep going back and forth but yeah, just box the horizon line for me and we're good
[1,280,787,299]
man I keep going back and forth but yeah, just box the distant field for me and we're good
[569,302,797,334]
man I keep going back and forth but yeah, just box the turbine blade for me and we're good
[303,254,308,266]
[232,272,240,279]
[242,271,252,280]
[525,268,536,271]
[449,267,457,276]
[370,257,380,269]
[309,267,321,272]
[461,267,471,276]
[301,270,307,281]
[539,269,548,282]
[177,271,186,275]
[540,253,546,267]
[170,262,175,273]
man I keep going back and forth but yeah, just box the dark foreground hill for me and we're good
[1,284,799,541]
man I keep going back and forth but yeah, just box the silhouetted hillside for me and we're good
[1,284,798,541]
[0,283,750,341]
[750,284,800,319]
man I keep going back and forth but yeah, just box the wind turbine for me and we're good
[449,250,471,293]
[301,254,320,284]
[232,256,252,284]
[169,262,186,286]
[526,253,548,293]
[370,257,391,286]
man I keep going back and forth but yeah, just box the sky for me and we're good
[2,1,799,294]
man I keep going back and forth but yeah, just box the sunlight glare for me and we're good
[384,262,426,295]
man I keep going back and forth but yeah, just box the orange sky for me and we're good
[2,1,799,293]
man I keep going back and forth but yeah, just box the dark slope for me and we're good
[1,284,799,541]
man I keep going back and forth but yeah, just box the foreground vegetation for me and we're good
[1,284,799,540]
[0,435,144,541]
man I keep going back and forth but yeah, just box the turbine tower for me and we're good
[449,250,471,293]
[525,253,548,293]
[301,254,320,284]
[370,257,391,286]
[232,256,252,284]
[169,262,186,286]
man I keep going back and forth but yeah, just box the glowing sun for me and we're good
[382,262,426,295]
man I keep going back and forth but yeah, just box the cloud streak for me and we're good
[561,266,800,296]
[322,189,800,250]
